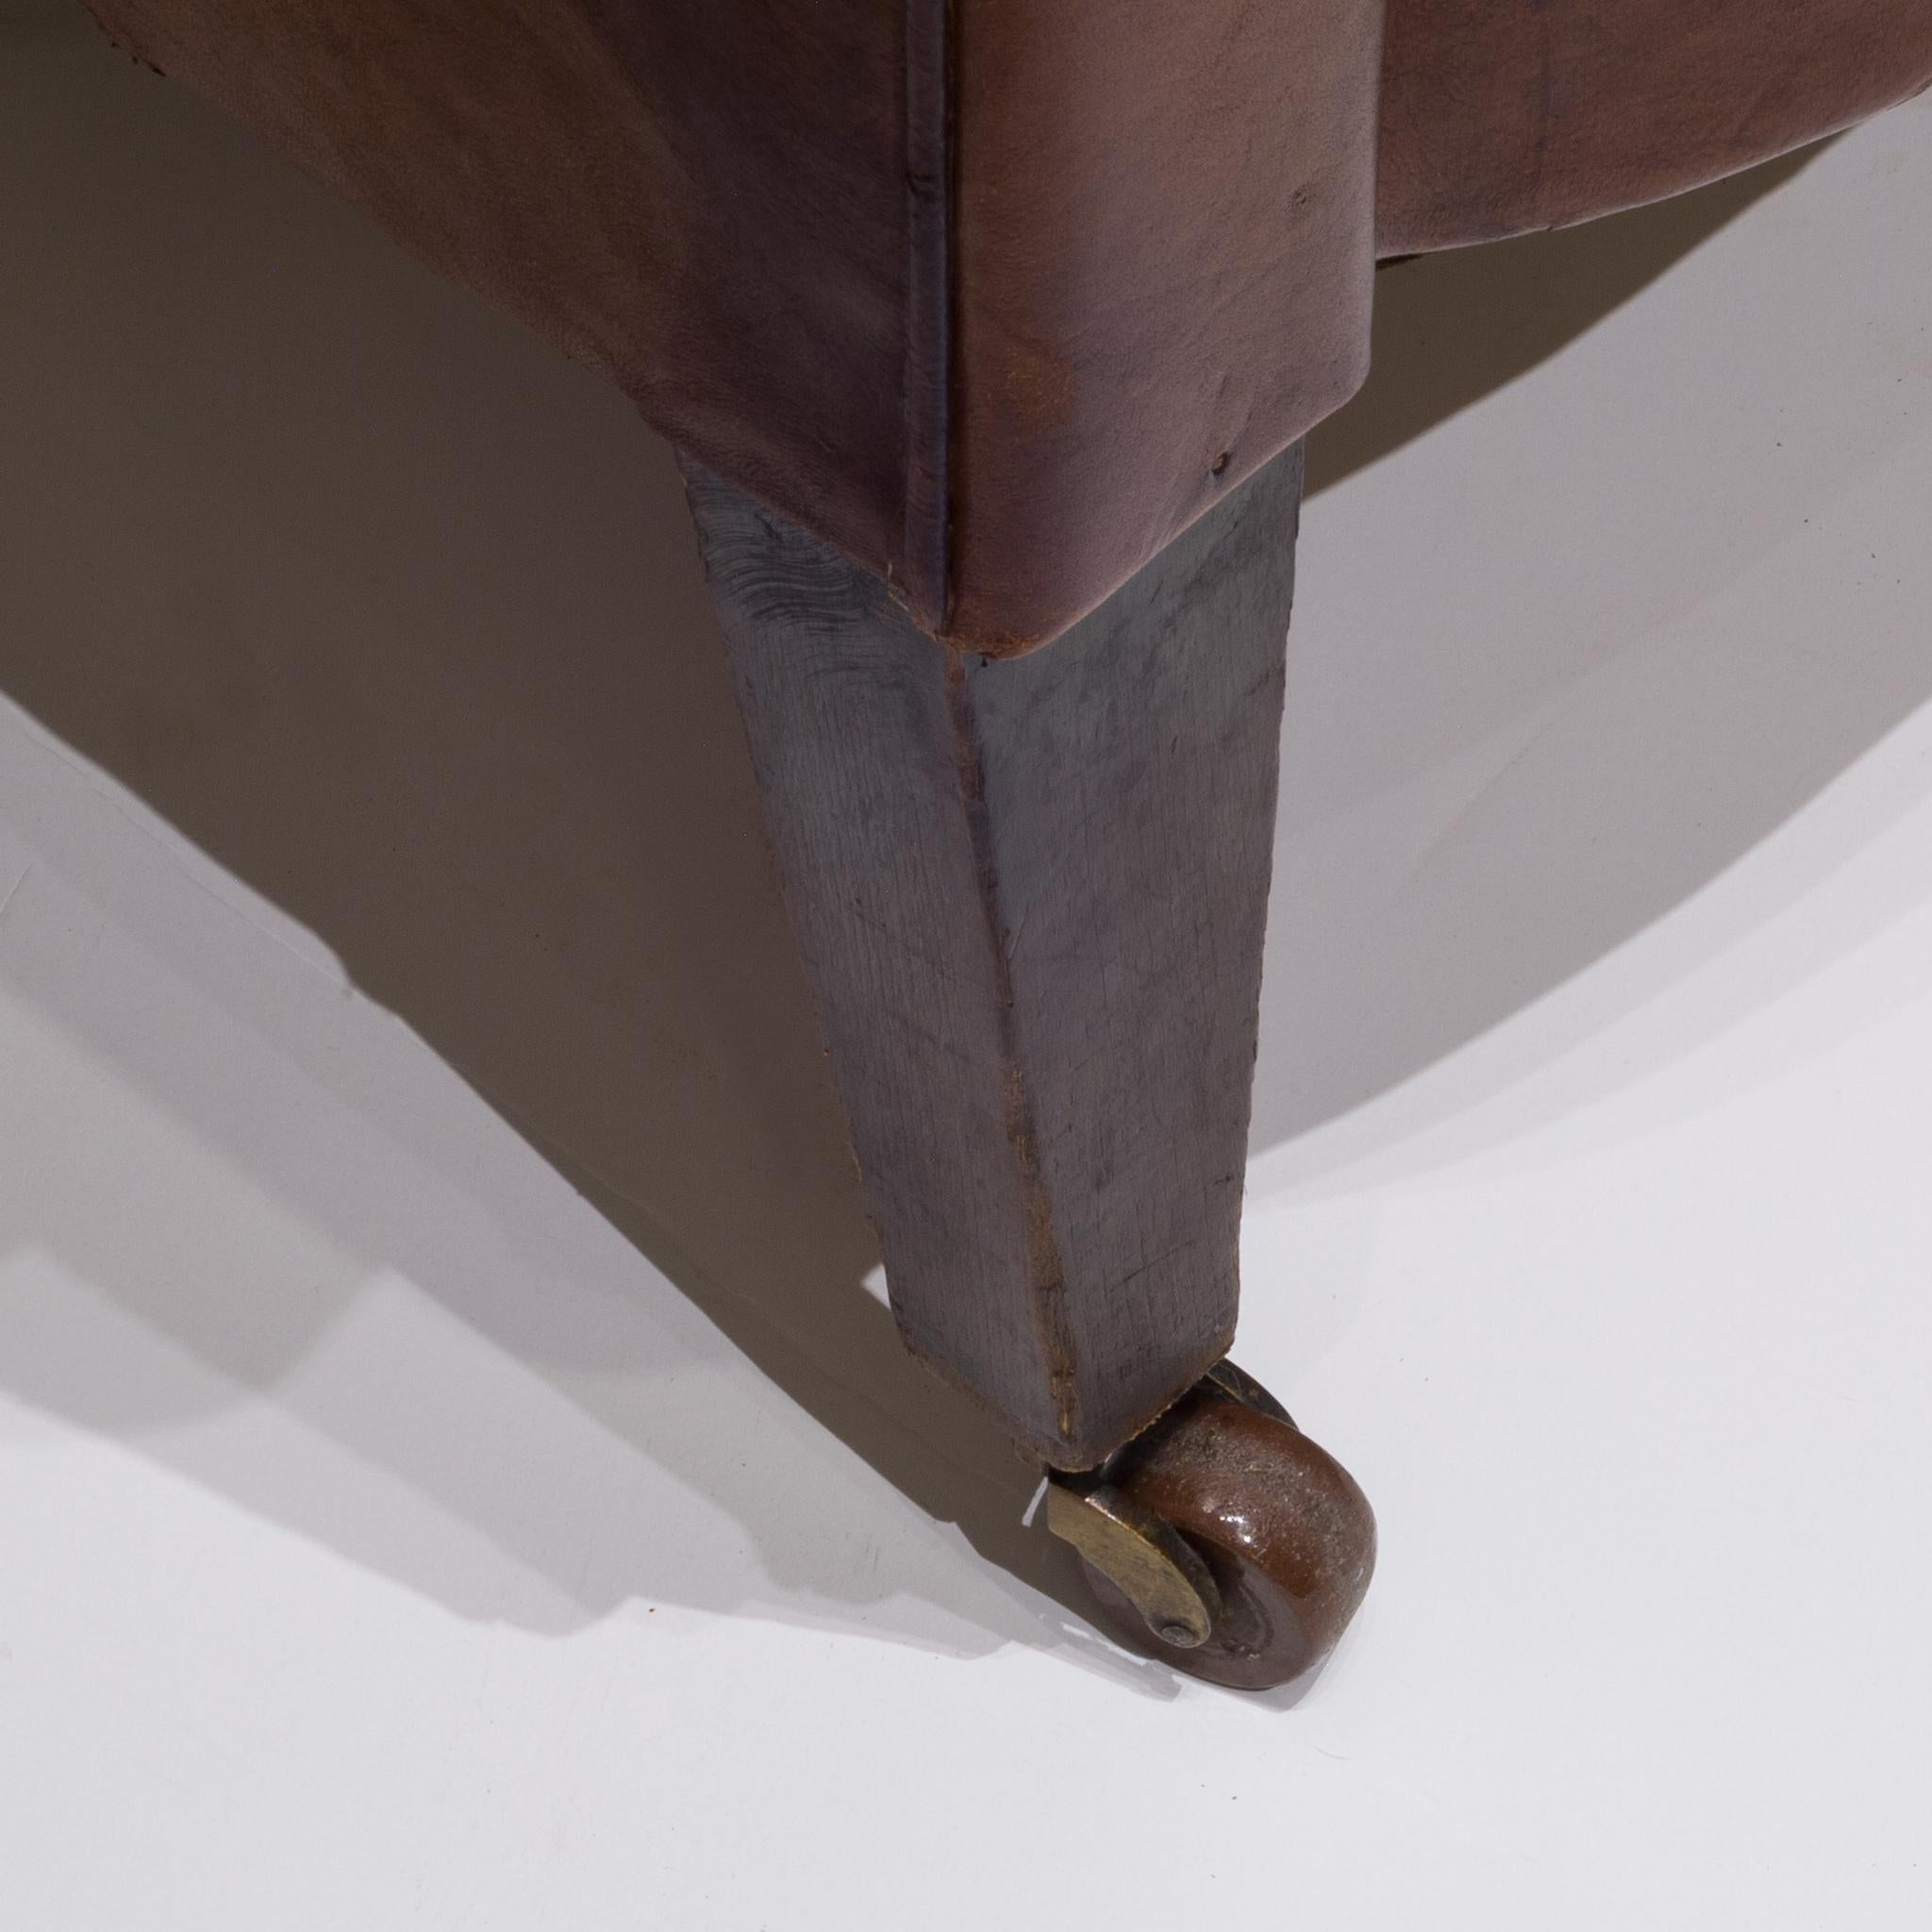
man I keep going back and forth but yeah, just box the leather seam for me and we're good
[902,0,955,635]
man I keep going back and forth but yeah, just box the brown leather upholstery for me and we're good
[1379,0,1932,253]
[81,0,1379,655]
[80,0,1932,652]
[946,0,1380,652]
[83,0,922,633]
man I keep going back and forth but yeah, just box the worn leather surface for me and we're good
[81,0,917,612]
[79,0,1378,653]
[78,0,1932,649]
[947,0,1380,651]
[1380,0,1932,253]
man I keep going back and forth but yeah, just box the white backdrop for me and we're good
[4,7,1930,1925]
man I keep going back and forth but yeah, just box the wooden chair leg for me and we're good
[683,445,1304,1472]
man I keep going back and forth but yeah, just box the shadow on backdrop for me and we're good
[1311,143,1825,499]
[1,10,1909,1675]
[1249,127,1932,1158]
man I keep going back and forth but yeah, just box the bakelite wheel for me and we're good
[1051,1365,1376,1691]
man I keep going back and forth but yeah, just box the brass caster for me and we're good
[1046,1361,1375,1691]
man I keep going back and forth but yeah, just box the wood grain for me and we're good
[685,446,1303,1467]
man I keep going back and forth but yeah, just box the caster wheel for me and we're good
[1046,1362,1375,1691]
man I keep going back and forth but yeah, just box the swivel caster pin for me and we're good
[1046,1361,1375,1690]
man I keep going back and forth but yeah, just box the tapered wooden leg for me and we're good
[684,446,1302,1470]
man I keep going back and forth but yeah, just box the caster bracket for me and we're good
[1043,1476,1223,1649]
